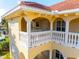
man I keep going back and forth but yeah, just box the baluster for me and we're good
[73,34,75,47]
[74,34,76,47]
[71,34,73,47]
[77,35,79,47]
[68,34,71,47]
[64,33,65,43]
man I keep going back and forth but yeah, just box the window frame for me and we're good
[55,19,66,32]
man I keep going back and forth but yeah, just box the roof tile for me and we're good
[20,1,51,11]
[49,0,79,11]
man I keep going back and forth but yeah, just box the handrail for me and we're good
[20,31,79,48]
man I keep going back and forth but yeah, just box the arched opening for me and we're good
[34,50,49,59]
[53,18,66,32]
[21,18,27,32]
[31,17,50,32]
[52,49,64,59]
[69,18,79,33]
[19,52,25,59]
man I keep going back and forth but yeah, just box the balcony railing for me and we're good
[52,31,65,44]
[20,32,28,48]
[52,31,79,48]
[20,31,79,48]
[30,31,51,47]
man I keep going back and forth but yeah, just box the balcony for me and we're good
[20,31,79,48]
[19,16,79,48]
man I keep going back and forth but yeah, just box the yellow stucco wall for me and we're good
[29,41,79,59]
[69,18,79,32]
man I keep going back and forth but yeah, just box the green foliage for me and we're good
[1,19,9,34]
[1,19,7,25]
[0,36,9,55]
[3,53,10,59]
[0,32,2,37]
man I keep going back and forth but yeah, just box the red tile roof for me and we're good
[49,0,79,11]
[20,1,51,11]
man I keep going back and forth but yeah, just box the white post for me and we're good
[50,21,53,31]
[27,20,31,33]
[24,16,32,48]
[49,50,52,59]
[27,19,31,47]
[50,21,53,41]
[66,21,69,33]
[65,21,69,45]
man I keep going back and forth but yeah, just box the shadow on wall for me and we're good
[9,28,19,59]
[34,49,64,59]
[34,50,49,59]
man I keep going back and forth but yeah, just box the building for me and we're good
[2,0,79,59]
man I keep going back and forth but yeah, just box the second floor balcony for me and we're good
[19,17,79,48]
[20,31,79,48]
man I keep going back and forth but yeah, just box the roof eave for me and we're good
[52,8,79,15]
[2,5,21,19]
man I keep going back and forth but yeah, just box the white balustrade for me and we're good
[20,32,28,42]
[30,31,51,47]
[52,31,79,48]
[20,32,28,48]
[52,31,65,44]
[67,32,79,48]
[20,31,79,48]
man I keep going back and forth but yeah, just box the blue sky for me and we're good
[0,0,64,22]
[0,0,64,10]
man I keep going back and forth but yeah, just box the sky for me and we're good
[0,0,64,22]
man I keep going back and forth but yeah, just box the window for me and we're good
[56,19,66,32]
[36,22,40,27]
[55,50,64,59]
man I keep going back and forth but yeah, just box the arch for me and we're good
[34,50,49,59]
[21,17,27,32]
[69,18,79,32]
[31,17,50,32]
[19,52,25,59]
[53,18,66,32]
[52,49,64,59]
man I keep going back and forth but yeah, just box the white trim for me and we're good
[2,5,54,18]
[54,8,79,15]
[2,5,21,18]
[22,5,53,15]
[2,4,79,19]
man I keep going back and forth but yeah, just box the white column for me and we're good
[49,50,52,59]
[24,16,31,33]
[50,21,53,31]
[66,21,69,33]
[27,20,31,33]
[27,19,32,47]
[65,21,69,45]
[50,21,53,41]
